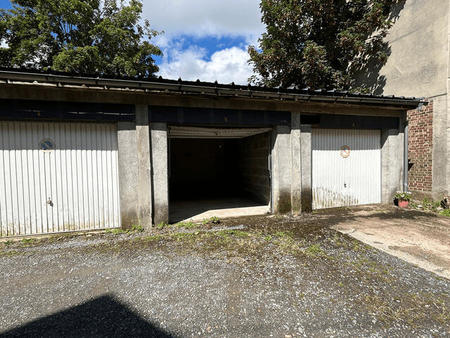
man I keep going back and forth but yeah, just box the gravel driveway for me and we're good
[0,206,449,337]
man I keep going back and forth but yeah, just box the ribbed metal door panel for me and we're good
[0,121,120,236]
[312,129,381,209]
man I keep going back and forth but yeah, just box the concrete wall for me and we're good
[239,133,271,204]
[381,127,405,203]
[367,0,449,196]
[299,125,312,212]
[271,125,293,213]
[375,0,448,97]
[290,113,302,214]
[151,123,169,226]
[118,122,139,227]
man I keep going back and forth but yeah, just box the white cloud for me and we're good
[158,46,253,84]
[144,1,263,83]
[143,0,264,42]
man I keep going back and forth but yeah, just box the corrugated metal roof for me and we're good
[0,67,424,108]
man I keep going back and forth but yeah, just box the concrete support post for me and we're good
[381,127,404,203]
[151,123,169,225]
[135,105,153,228]
[117,105,153,229]
[118,122,139,228]
[300,125,312,212]
[433,95,448,196]
[291,113,302,215]
[271,125,292,214]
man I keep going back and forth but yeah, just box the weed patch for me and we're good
[202,216,221,225]
[175,221,197,229]
[106,226,145,235]
[363,292,449,328]
[156,222,169,230]
[0,250,22,258]
[440,209,450,217]
[305,244,325,257]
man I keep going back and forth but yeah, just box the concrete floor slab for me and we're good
[330,206,450,279]
[170,198,270,223]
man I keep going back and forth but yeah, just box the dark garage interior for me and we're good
[169,130,271,222]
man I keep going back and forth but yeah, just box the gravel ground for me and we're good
[0,206,449,337]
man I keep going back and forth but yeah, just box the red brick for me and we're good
[407,99,433,192]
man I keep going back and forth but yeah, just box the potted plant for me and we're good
[394,191,412,208]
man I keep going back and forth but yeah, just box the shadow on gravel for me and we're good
[1,294,172,338]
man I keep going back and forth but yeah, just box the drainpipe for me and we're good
[403,119,409,192]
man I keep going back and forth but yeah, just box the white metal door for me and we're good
[0,121,120,236]
[312,129,381,209]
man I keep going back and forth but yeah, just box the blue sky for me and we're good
[0,0,264,84]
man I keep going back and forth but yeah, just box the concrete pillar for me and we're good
[136,105,153,228]
[381,127,404,203]
[151,123,169,225]
[118,122,139,228]
[291,113,302,215]
[271,125,292,214]
[432,95,448,196]
[300,125,312,212]
[117,105,153,229]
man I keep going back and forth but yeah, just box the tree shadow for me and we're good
[1,295,173,338]
[355,1,407,94]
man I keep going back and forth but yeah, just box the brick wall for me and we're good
[407,101,433,192]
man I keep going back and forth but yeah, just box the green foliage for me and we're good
[209,216,221,224]
[421,198,441,212]
[0,0,162,77]
[440,209,450,217]
[106,228,126,235]
[130,224,144,232]
[202,216,221,225]
[106,225,144,235]
[305,244,325,257]
[249,0,401,91]
[176,221,197,229]
[156,222,169,230]
[394,191,411,202]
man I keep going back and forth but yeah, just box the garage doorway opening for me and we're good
[169,127,272,223]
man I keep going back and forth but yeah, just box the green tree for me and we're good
[0,0,162,78]
[249,0,401,91]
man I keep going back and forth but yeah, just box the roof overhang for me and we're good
[0,69,425,110]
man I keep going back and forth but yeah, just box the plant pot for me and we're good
[398,200,409,208]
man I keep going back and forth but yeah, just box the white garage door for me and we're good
[0,121,120,236]
[312,129,381,209]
